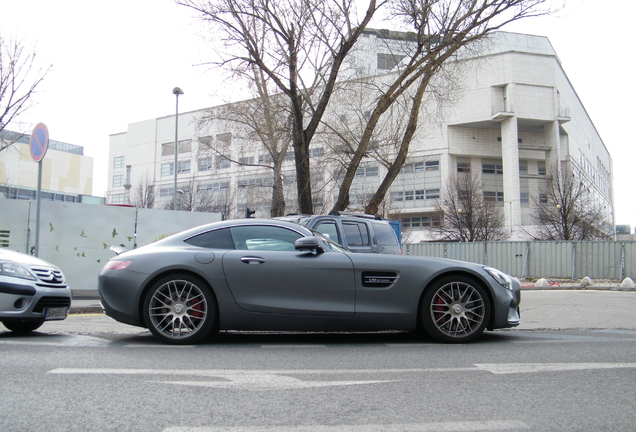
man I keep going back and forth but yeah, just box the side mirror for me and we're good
[294,237,323,253]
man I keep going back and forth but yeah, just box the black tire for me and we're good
[142,273,217,345]
[421,275,491,343]
[2,320,45,333]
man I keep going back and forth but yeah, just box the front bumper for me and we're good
[0,278,72,322]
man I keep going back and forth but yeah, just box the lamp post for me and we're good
[172,87,184,210]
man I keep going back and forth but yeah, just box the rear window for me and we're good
[184,228,235,249]
[373,222,399,246]
[343,222,370,247]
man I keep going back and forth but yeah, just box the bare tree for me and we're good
[530,164,611,241]
[178,0,383,214]
[162,178,218,212]
[130,174,156,209]
[197,74,292,217]
[329,0,554,215]
[0,33,51,151]
[429,171,508,242]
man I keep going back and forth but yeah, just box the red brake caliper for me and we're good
[433,295,446,324]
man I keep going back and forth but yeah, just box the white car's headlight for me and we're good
[0,260,36,281]
[484,266,513,290]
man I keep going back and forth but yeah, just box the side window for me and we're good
[373,223,399,246]
[314,220,341,244]
[184,228,235,249]
[342,222,370,247]
[230,225,303,251]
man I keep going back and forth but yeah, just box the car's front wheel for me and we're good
[421,275,491,343]
[2,320,45,333]
[143,273,217,344]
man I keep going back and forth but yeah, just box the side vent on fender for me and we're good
[361,271,399,288]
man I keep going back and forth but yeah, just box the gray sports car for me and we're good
[98,219,520,344]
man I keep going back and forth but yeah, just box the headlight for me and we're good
[0,260,36,281]
[484,266,513,290]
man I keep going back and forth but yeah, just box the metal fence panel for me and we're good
[403,240,636,281]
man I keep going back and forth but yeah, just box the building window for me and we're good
[198,180,230,192]
[391,191,404,202]
[161,143,174,157]
[539,193,548,203]
[216,156,230,170]
[113,156,125,169]
[519,161,528,175]
[538,161,547,175]
[178,140,192,153]
[482,163,503,174]
[177,160,191,174]
[402,215,441,229]
[402,162,424,173]
[259,154,273,164]
[112,175,123,188]
[425,160,439,171]
[520,192,529,204]
[198,157,212,172]
[161,163,173,177]
[457,162,471,173]
[484,191,504,202]
[356,165,378,177]
[216,133,232,144]
[309,147,324,158]
[377,53,405,70]
[239,156,255,165]
[110,194,126,204]
[426,188,440,199]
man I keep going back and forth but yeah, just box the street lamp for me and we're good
[173,86,184,210]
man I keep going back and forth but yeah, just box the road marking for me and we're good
[163,420,530,432]
[0,335,111,347]
[125,344,196,349]
[260,344,327,349]
[475,363,636,374]
[49,362,636,390]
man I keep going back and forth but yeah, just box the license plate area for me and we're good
[45,307,69,320]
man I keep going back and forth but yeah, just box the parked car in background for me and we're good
[0,249,72,333]
[98,219,521,345]
[276,211,401,254]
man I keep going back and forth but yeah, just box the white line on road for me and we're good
[162,420,530,432]
[475,363,636,374]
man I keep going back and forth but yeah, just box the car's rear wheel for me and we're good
[421,275,490,343]
[2,320,44,333]
[143,273,217,345]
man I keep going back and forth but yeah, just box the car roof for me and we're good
[155,218,315,246]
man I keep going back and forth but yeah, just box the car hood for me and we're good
[0,249,57,268]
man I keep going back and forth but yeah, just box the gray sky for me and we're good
[2,0,634,228]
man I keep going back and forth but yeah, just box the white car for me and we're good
[0,248,72,332]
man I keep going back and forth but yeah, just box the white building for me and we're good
[106,31,613,241]
[0,130,98,203]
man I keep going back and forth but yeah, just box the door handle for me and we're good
[240,256,265,265]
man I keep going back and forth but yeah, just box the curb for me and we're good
[521,286,636,292]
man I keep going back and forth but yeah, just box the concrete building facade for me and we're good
[0,130,98,203]
[106,31,613,241]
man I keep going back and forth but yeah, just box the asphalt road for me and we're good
[1,290,636,432]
